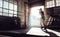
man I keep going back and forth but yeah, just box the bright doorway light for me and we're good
[29,6,44,27]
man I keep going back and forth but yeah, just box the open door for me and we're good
[29,6,44,27]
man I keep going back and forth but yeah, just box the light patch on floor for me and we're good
[26,27,50,36]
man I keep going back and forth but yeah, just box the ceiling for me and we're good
[24,0,45,3]
[28,0,41,2]
[23,0,45,6]
[23,0,28,3]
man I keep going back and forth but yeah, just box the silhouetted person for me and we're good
[39,9,47,32]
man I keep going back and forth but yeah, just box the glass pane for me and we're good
[3,13,8,16]
[9,14,13,17]
[0,8,2,15]
[3,1,8,8]
[56,0,60,6]
[0,0,2,7]
[14,11,17,14]
[9,10,13,14]
[53,0,55,7]
[0,8,2,12]
[14,14,17,17]
[46,0,55,8]
[3,9,8,13]
[46,1,50,8]
[9,3,13,10]
[0,13,2,15]
[50,1,52,7]
[50,0,55,7]
[14,4,17,11]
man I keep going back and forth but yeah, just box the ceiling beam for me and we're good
[28,0,45,5]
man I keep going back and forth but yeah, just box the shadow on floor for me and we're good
[45,31,58,37]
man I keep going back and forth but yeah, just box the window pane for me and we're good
[0,13,2,15]
[9,3,13,10]
[14,11,17,14]
[9,10,13,14]
[46,2,50,8]
[3,9,8,13]
[9,14,13,17]
[0,8,2,15]
[0,8,2,12]
[14,4,17,11]
[50,0,55,7]
[53,0,55,7]
[14,14,17,17]
[0,0,2,7]
[3,1,8,8]
[49,1,51,7]
[46,0,55,8]
[56,0,60,6]
[3,13,8,16]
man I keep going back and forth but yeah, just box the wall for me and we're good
[24,3,29,28]
[18,0,29,28]
[31,2,44,7]
[45,0,60,29]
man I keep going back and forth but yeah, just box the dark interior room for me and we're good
[0,0,60,37]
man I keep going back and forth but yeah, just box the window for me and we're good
[0,0,18,17]
[46,0,55,8]
[56,0,60,6]
[0,0,2,7]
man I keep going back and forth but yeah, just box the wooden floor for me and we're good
[0,27,60,37]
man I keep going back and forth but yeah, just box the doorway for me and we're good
[29,6,44,27]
